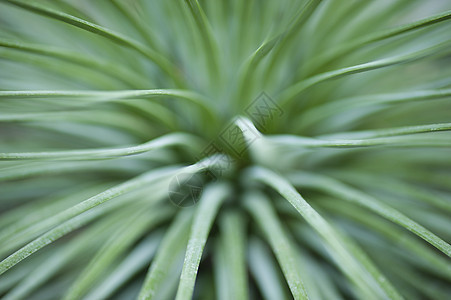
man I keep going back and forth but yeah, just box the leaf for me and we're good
[248,237,287,300]
[0,183,117,256]
[236,0,322,107]
[0,133,200,160]
[244,191,309,299]
[246,166,403,300]
[267,123,451,148]
[0,89,214,117]
[298,89,451,130]
[278,40,451,108]
[328,170,451,213]
[318,197,451,279]
[184,0,220,83]
[84,233,162,300]
[0,160,143,182]
[175,183,230,300]
[0,166,180,275]
[312,9,451,73]
[2,210,127,300]
[216,210,248,300]
[287,171,451,257]
[0,38,148,88]
[1,0,183,86]
[63,208,171,300]
[137,210,193,300]
[319,122,451,139]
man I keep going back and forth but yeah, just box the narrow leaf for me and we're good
[287,171,451,257]
[175,183,230,300]
[244,191,309,299]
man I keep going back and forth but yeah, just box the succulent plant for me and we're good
[0,0,450,299]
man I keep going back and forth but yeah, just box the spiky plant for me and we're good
[1,0,451,299]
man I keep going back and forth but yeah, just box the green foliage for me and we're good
[1,0,451,299]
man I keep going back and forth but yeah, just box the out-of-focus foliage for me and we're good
[0,0,450,299]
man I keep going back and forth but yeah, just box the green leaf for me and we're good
[84,233,162,300]
[319,122,451,139]
[236,0,322,107]
[138,211,193,300]
[0,166,180,275]
[175,183,230,300]
[246,166,403,300]
[278,40,451,108]
[2,209,128,300]
[1,0,184,86]
[328,170,451,213]
[63,208,171,300]
[312,9,451,73]
[216,210,248,300]
[318,198,451,279]
[248,237,287,300]
[0,183,117,256]
[287,171,451,257]
[267,123,451,148]
[0,39,148,88]
[0,133,201,160]
[0,160,143,182]
[244,191,308,299]
[184,0,220,84]
[298,89,451,130]
[0,89,214,116]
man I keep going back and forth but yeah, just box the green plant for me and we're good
[1,0,451,299]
